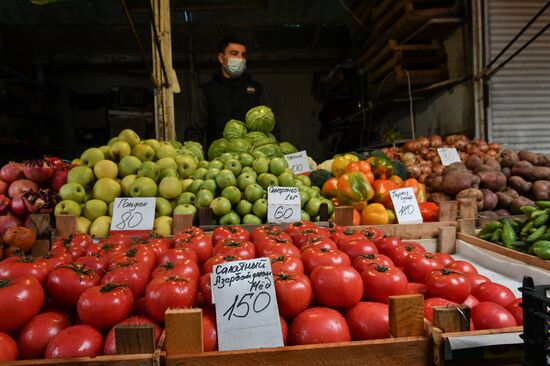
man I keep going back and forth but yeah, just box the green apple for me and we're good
[252,198,268,219]
[156,197,173,217]
[210,197,232,216]
[277,171,296,187]
[108,201,115,216]
[242,214,262,225]
[54,200,81,216]
[188,179,204,194]
[198,160,209,169]
[205,168,220,180]
[219,153,235,164]
[311,186,321,195]
[215,169,237,190]
[67,166,95,189]
[99,145,113,160]
[241,167,257,177]
[252,157,270,174]
[306,187,320,198]
[120,174,138,196]
[155,142,177,159]
[301,210,311,222]
[245,183,264,203]
[176,155,197,178]
[76,216,92,234]
[94,159,118,180]
[193,167,208,180]
[118,155,142,177]
[107,137,119,146]
[269,157,288,176]
[257,173,279,190]
[93,178,121,204]
[83,189,93,203]
[221,186,241,205]
[299,189,310,208]
[237,172,257,190]
[177,192,196,205]
[224,159,242,176]
[80,148,105,168]
[137,161,160,182]
[181,178,193,192]
[118,129,141,147]
[198,179,216,195]
[90,216,112,237]
[169,140,183,150]
[208,160,224,170]
[132,143,155,162]
[154,216,173,236]
[252,150,267,159]
[159,168,178,180]
[157,157,177,171]
[305,197,323,218]
[83,199,108,221]
[59,182,86,203]
[219,210,240,225]
[109,141,132,162]
[238,153,254,167]
[173,204,198,222]
[296,175,311,187]
[195,189,214,208]
[235,199,253,216]
[130,177,158,197]
[158,176,183,199]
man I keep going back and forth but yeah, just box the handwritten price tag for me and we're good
[437,148,461,166]
[211,258,283,351]
[284,150,310,175]
[267,186,301,223]
[110,197,156,234]
[389,187,423,225]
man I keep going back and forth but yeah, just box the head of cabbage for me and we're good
[245,105,275,134]
[279,141,298,155]
[223,119,247,141]
[227,138,251,155]
[207,138,229,160]
[252,141,282,158]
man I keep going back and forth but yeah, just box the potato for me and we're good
[529,166,550,181]
[478,171,507,192]
[496,192,513,209]
[501,167,511,179]
[465,155,483,171]
[508,176,533,194]
[441,171,480,196]
[430,175,443,192]
[532,180,550,200]
[502,187,519,198]
[494,209,511,217]
[511,160,534,178]
[536,154,550,167]
[518,150,539,165]
[456,188,484,211]
[481,189,498,211]
[474,165,498,174]
[483,158,501,172]
[442,162,468,177]
[428,192,451,205]
[499,149,519,168]
[479,210,499,220]
[510,196,535,214]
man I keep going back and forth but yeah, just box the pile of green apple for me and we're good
[54,129,332,236]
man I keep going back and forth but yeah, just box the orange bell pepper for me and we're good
[401,179,427,203]
[360,203,391,225]
[346,161,375,184]
[332,154,359,177]
[353,209,361,226]
[389,175,403,185]
[322,177,338,198]
[372,179,399,209]
[336,172,374,207]
[366,156,394,180]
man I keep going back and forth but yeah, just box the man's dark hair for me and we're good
[218,36,247,54]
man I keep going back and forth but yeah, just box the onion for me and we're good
[430,135,443,148]
[418,173,428,183]
[406,164,421,178]
[455,138,468,152]
[420,163,432,175]
[0,215,22,236]
[432,164,444,176]
[467,145,482,156]
[486,149,499,157]
[445,135,458,145]
[459,152,469,161]
[417,136,430,148]
[488,142,501,151]
[0,162,25,183]
[403,140,421,153]
[432,155,441,164]
[401,152,417,165]
[419,147,430,158]
[7,179,39,199]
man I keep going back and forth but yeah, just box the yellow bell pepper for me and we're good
[360,203,391,225]
[332,154,359,177]
[386,209,396,224]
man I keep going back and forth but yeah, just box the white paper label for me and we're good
[110,197,156,232]
[284,150,310,175]
[437,148,461,166]
[267,186,301,223]
[211,258,283,351]
[389,187,423,224]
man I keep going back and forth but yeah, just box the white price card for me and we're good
[267,186,301,223]
[211,258,283,351]
[437,148,461,166]
[284,150,311,175]
[110,197,156,234]
[389,187,423,225]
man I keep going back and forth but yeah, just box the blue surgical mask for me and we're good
[224,57,246,78]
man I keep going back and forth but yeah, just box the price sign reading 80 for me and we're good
[115,211,143,230]
[110,197,155,233]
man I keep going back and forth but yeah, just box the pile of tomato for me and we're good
[0,222,522,361]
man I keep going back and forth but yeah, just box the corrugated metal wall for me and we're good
[486,0,550,152]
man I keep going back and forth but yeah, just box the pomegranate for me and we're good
[50,169,68,192]
[22,189,60,215]
[0,162,25,183]
[23,159,54,183]
[0,180,7,195]
[0,215,22,237]
[10,195,29,218]
[0,195,10,215]
[7,179,38,199]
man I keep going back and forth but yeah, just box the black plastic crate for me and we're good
[520,276,550,366]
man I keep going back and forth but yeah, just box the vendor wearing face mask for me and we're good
[185,36,272,147]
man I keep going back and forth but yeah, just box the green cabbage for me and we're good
[252,141,282,158]
[245,105,275,134]
[181,141,204,161]
[223,119,247,141]
[265,133,277,143]
[227,138,252,154]
[168,140,183,150]
[207,138,229,160]
[279,142,298,155]
[244,131,268,145]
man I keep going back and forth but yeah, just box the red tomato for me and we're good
[463,294,480,309]
[471,302,517,330]
[353,253,395,273]
[202,255,244,275]
[109,245,157,272]
[465,273,491,288]
[212,225,250,244]
[406,282,427,296]
[274,272,313,319]
[337,239,378,262]
[151,260,200,281]
[47,263,101,309]
[157,247,198,265]
[310,265,363,309]
[289,307,350,345]
[0,275,44,333]
[375,236,404,256]
[212,238,256,260]
[202,309,218,352]
[505,298,523,326]
[145,276,198,322]
[425,269,471,304]
[301,247,351,275]
[431,253,455,267]
[136,235,171,261]
[471,282,516,307]
[172,227,206,243]
[132,296,148,317]
[345,301,389,340]
[387,244,425,268]
[75,254,110,277]
[103,315,162,355]
[77,283,135,330]
[423,297,458,322]
[85,241,126,260]
[102,233,132,247]
[18,312,72,359]
[0,256,50,285]
[284,221,316,238]
[332,229,363,247]
[404,253,445,283]
[250,224,282,243]
[0,332,17,361]
[173,234,212,265]
[360,227,385,244]
[102,261,151,298]
[45,325,103,358]
[299,236,338,252]
[39,252,72,272]
[293,228,330,248]
[446,260,478,275]
[280,316,289,346]
[51,233,93,260]
[361,265,408,303]
[200,273,213,307]
[256,234,299,257]
[269,255,304,274]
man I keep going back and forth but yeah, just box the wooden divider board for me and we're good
[350,221,458,239]
[1,354,158,366]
